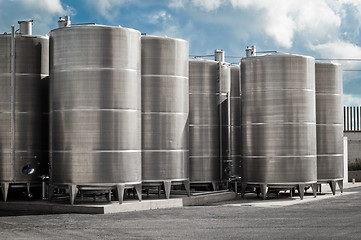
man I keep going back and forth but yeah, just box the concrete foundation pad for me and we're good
[0,190,236,214]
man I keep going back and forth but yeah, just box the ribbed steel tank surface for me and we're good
[0,33,49,201]
[141,36,190,198]
[49,25,141,204]
[189,59,230,189]
[241,54,317,199]
[230,65,241,178]
[315,62,344,194]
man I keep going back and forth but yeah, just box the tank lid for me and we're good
[18,20,33,35]
[214,49,225,62]
[58,16,71,28]
[245,45,256,57]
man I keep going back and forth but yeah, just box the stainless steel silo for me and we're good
[49,22,142,204]
[315,62,343,194]
[241,54,317,199]
[0,22,49,201]
[230,65,241,178]
[189,57,231,190]
[141,36,190,199]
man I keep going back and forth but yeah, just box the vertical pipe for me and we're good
[346,107,350,131]
[357,106,360,131]
[10,26,16,180]
[354,106,356,131]
[218,61,222,182]
[344,106,346,131]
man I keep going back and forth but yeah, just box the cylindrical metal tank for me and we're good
[230,65,241,178]
[189,59,230,190]
[241,54,317,199]
[141,36,190,198]
[0,25,49,201]
[49,25,142,204]
[315,62,343,194]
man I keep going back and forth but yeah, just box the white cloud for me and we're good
[0,0,72,35]
[310,41,361,70]
[168,0,187,8]
[192,0,224,11]
[149,11,171,24]
[86,0,130,21]
[344,94,361,106]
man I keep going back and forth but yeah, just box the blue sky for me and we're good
[1,0,361,105]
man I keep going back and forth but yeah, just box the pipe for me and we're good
[10,26,15,180]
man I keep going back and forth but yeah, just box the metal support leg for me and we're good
[48,184,54,201]
[260,184,268,200]
[69,184,77,205]
[134,184,142,201]
[240,183,247,198]
[329,181,336,195]
[234,181,238,196]
[337,180,344,193]
[298,184,305,200]
[184,180,190,197]
[311,183,317,198]
[211,182,218,191]
[108,190,111,201]
[27,183,32,198]
[117,184,125,204]
[1,183,9,202]
[164,181,171,199]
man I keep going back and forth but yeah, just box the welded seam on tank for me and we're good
[142,150,189,152]
[142,74,188,79]
[317,154,344,157]
[189,124,229,126]
[142,112,188,115]
[243,181,317,185]
[189,93,222,95]
[52,109,139,112]
[316,123,343,126]
[51,150,141,153]
[243,88,315,92]
[241,122,316,125]
[189,156,222,158]
[316,93,342,96]
[242,155,317,158]
[52,68,138,72]
[143,178,188,183]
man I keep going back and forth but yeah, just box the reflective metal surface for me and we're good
[0,34,49,183]
[230,65,241,177]
[241,54,317,184]
[189,59,230,184]
[315,63,343,181]
[141,36,189,182]
[50,26,141,185]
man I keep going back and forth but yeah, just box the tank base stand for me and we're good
[134,184,142,201]
[311,183,317,198]
[117,184,125,204]
[69,184,78,205]
[337,180,343,193]
[184,180,190,197]
[329,181,337,195]
[1,183,9,202]
[164,181,171,199]
[260,184,268,200]
[298,184,305,200]
[211,182,219,191]
[240,183,247,198]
